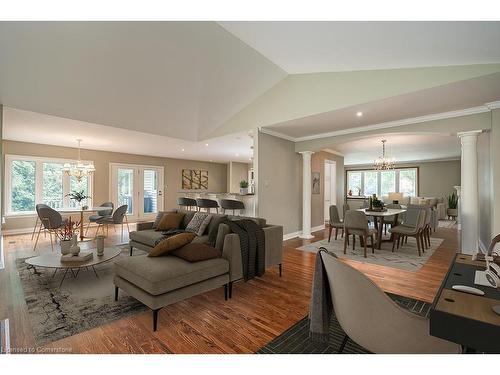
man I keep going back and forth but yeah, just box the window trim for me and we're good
[345,166,419,197]
[4,154,94,216]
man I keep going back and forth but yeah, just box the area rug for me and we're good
[438,219,457,228]
[16,246,149,346]
[297,235,443,272]
[257,293,431,354]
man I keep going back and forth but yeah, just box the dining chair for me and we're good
[319,250,460,353]
[95,204,129,241]
[342,203,350,219]
[31,203,50,241]
[328,205,344,242]
[343,210,377,258]
[389,208,426,256]
[85,202,114,235]
[384,203,402,235]
[34,206,67,252]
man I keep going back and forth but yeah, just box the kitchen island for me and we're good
[176,191,256,217]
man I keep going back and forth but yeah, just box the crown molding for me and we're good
[258,127,296,142]
[294,105,490,142]
[344,156,461,167]
[323,148,345,157]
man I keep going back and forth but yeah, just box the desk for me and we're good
[430,254,500,353]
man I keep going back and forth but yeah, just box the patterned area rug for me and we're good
[438,219,457,228]
[16,245,149,346]
[298,235,443,272]
[257,293,431,354]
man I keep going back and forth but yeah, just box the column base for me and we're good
[299,233,315,239]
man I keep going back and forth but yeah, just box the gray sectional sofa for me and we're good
[114,210,283,330]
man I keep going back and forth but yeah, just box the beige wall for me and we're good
[478,131,492,251]
[258,132,302,234]
[345,159,461,200]
[2,140,227,231]
[492,109,500,238]
[311,151,345,228]
[227,161,250,193]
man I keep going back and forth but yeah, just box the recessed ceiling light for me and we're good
[235,153,239,157]
[181,148,185,152]
[205,143,209,147]
[356,111,363,117]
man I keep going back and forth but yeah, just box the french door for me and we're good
[110,163,164,221]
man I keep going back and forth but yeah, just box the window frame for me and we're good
[345,166,419,198]
[4,154,94,217]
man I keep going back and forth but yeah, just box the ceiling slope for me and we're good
[207,63,500,138]
[0,22,286,141]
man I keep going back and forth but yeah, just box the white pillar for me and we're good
[300,151,314,239]
[454,185,461,230]
[458,131,481,255]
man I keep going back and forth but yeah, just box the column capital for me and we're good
[299,151,314,156]
[457,130,482,139]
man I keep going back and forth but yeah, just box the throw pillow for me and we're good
[148,232,196,257]
[156,212,185,231]
[185,212,213,236]
[172,243,221,262]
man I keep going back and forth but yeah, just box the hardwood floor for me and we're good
[0,223,459,354]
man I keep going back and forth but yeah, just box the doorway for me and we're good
[324,160,337,222]
[110,163,164,221]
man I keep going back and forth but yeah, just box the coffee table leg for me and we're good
[377,217,384,249]
[59,268,70,287]
[52,268,58,278]
[91,265,99,278]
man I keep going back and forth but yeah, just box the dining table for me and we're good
[357,208,407,249]
[58,206,113,242]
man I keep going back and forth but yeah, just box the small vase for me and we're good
[96,235,105,256]
[60,240,71,255]
[70,234,80,256]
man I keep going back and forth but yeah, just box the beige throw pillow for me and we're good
[148,232,196,257]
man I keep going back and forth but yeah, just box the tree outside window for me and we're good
[11,160,36,212]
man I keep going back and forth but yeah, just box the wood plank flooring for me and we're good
[0,223,459,353]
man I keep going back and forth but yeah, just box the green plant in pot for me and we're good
[446,192,459,219]
[66,190,91,209]
[371,194,385,211]
[239,180,249,195]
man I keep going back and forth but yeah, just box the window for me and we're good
[346,168,418,197]
[5,155,93,215]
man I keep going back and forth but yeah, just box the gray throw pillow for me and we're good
[185,212,213,236]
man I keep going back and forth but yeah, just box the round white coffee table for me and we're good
[25,247,122,287]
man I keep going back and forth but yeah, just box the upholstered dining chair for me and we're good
[389,208,426,256]
[95,204,129,241]
[85,202,114,235]
[319,250,461,353]
[343,210,377,258]
[31,203,50,241]
[342,203,350,219]
[34,206,67,252]
[384,203,402,235]
[328,205,344,242]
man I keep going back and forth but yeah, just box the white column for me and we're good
[454,185,461,230]
[299,151,314,239]
[458,131,481,255]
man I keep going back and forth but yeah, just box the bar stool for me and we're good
[220,199,245,215]
[196,198,219,213]
[177,197,197,211]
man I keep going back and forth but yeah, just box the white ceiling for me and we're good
[2,108,254,163]
[334,134,461,166]
[220,21,500,74]
[264,73,500,139]
[0,22,286,142]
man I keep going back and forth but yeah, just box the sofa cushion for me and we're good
[192,235,209,244]
[172,243,221,262]
[185,212,212,236]
[148,232,196,257]
[114,255,229,295]
[157,212,185,231]
[129,229,164,247]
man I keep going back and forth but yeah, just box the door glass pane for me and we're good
[11,160,36,212]
[399,169,417,197]
[43,162,64,209]
[347,171,362,196]
[69,175,90,208]
[364,171,378,196]
[380,171,396,197]
[118,168,134,214]
[143,169,158,214]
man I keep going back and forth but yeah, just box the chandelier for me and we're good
[62,139,95,182]
[373,139,395,170]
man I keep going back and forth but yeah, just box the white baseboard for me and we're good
[283,224,325,241]
[2,223,102,236]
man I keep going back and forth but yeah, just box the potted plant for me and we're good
[239,180,249,195]
[447,192,459,219]
[57,217,80,255]
[66,190,91,209]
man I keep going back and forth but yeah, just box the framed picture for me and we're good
[182,169,208,189]
[312,171,320,194]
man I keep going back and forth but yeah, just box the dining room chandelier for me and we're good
[62,139,96,182]
[373,139,395,170]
